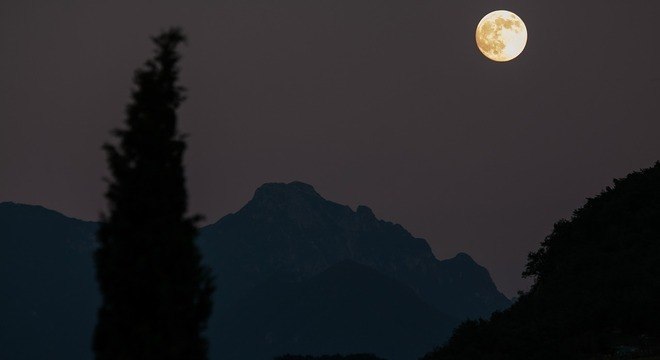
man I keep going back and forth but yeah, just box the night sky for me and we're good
[2,0,659,297]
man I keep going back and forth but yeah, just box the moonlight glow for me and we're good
[476,10,527,62]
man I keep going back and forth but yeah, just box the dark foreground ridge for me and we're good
[423,162,660,360]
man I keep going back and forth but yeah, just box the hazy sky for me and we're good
[1,0,659,297]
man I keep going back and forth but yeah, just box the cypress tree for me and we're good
[94,28,213,360]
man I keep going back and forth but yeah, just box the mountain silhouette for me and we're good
[199,181,509,359]
[201,182,509,318]
[0,202,99,360]
[0,182,508,360]
[216,260,457,360]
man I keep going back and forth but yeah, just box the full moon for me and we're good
[476,10,527,62]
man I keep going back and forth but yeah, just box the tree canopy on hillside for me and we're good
[424,162,660,359]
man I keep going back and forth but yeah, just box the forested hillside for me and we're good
[423,162,660,359]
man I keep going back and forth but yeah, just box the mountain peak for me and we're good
[452,252,476,263]
[238,181,346,224]
[252,181,322,202]
[356,205,376,220]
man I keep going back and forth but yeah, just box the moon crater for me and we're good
[476,10,527,62]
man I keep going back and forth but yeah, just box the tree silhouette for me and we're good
[93,28,213,360]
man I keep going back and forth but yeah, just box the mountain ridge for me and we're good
[0,201,99,360]
[201,181,510,318]
[1,182,509,360]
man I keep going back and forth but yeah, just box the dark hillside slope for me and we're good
[424,162,660,360]
[217,261,457,360]
[0,202,99,360]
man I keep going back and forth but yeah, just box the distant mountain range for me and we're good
[200,182,509,359]
[0,202,99,360]
[0,182,509,360]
